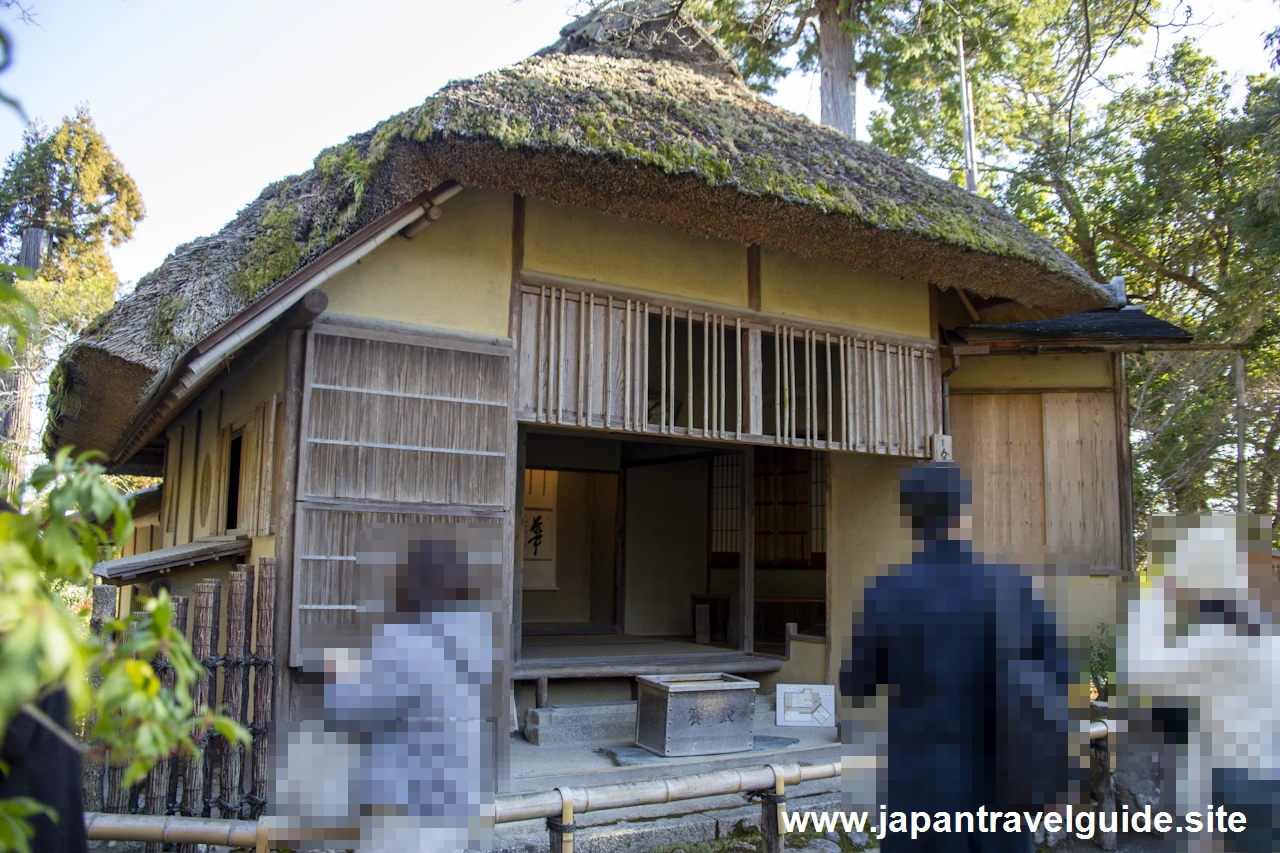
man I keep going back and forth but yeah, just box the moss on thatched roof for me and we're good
[45,4,1110,460]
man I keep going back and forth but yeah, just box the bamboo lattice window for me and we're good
[516,277,935,457]
[708,448,828,570]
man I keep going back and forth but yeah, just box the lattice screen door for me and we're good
[289,324,512,666]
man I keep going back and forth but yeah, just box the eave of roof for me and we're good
[956,307,1192,347]
[93,535,251,583]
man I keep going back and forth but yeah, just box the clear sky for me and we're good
[0,0,1276,290]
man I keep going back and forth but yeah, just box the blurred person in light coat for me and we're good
[1121,515,1279,853]
[278,524,501,853]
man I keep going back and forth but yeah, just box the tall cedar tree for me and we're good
[0,107,143,496]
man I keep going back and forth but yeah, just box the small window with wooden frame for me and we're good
[213,395,278,537]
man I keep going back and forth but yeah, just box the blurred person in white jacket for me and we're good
[1120,515,1278,853]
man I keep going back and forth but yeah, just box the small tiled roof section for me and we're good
[93,534,251,582]
[956,307,1192,344]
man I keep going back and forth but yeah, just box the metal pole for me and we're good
[1236,350,1248,512]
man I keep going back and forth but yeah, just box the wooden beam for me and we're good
[747,245,761,312]
[740,448,755,654]
[955,288,982,323]
[513,655,782,680]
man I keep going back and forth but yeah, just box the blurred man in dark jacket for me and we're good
[841,463,1074,853]
[0,497,88,853]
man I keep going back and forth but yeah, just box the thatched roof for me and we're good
[46,1,1111,461]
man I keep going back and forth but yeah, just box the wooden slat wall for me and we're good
[949,394,1046,559]
[300,332,509,507]
[516,281,934,457]
[293,505,503,639]
[1042,391,1120,569]
[290,324,512,666]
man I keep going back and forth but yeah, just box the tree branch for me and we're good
[761,5,818,53]
[1098,227,1222,301]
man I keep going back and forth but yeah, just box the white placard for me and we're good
[775,683,836,727]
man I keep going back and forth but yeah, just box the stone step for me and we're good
[524,701,638,746]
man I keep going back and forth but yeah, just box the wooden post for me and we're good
[166,596,190,814]
[219,570,249,818]
[106,615,149,817]
[740,448,755,654]
[548,787,576,853]
[745,330,762,436]
[1092,734,1117,851]
[82,585,116,814]
[1112,354,1136,574]
[250,559,275,817]
[536,677,550,710]
[759,768,786,853]
[513,429,526,663]
[142,624,175,852]
[180,581,216,852]
[614,470,627,634]
[274,328,306,720]
[202,579,222,816]
[747,245,761,312]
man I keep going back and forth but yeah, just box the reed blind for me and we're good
[290,325,511,665]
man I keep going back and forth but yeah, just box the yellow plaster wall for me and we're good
[760,248,932,340]
[755,636,827,694]
[948,354,1113,390]
[827,452,915,688]
[322,188,512,338]
[1041,573,1124,641]
[524,198,748,308]
[170,410,198,547]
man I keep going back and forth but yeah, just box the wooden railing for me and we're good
[516,275,937,457]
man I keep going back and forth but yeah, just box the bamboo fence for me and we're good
[88,558,277,853]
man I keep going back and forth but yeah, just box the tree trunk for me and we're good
[818,0,857,138]
[0,362,35,499]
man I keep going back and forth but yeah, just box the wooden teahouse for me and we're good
[47,4,1188,822]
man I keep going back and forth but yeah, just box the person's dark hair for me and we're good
[395,537,475,614]
[900,462,972,540]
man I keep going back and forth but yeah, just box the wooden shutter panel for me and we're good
[290,325,511,665]
[949,393,1046,559]
[1042,391,1120,569]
